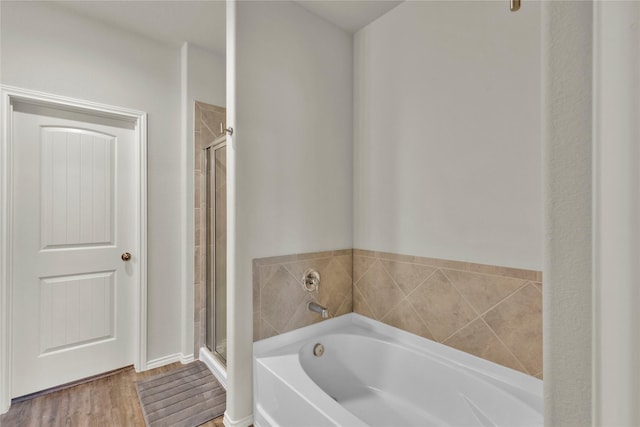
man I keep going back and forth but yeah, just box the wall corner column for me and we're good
[541,1,593,425]
[224,1,254,426]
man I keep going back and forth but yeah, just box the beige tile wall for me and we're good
[353,249,543,378]
[194,101,226,355]
[252,249,542,379]
[253,250,353,341]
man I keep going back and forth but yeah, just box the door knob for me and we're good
[121,252,132,261]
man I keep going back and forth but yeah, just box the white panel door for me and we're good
[11,102,137,397]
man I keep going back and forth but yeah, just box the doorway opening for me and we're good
[0,86,148,413]
[193,101,226,369]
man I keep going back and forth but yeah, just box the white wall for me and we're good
[228,1,353,422]
[187,44,226,109]
[1,1,183,362]
[354,1,542,270]
[236,2,353,258]
[542,2,593,425]
[181,42,226,358]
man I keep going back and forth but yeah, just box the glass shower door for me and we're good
[205,139,227,361]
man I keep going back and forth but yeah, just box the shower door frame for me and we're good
[203,135,227,364]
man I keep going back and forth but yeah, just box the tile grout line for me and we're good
[440,265,536,286]
[377,294,408,323]
[479,316,530,375]
[466,282,538,375]
[353,283,378,320]
[436,309,530,376]
[262,267,311,331]
[475,281,532,319]
[355,249,540,282]
[400,268,444,340]
[402,268,439,301]
[261,317,281,340]
[531,281,543,295]
[439,268,484,319]
[352,255,378,286]
[439,314,479,344]
[406,298,437,341]
[377,258,415,300]
[438,278,531,344]
[279,301,311,334]
[259,264,283,292]
[200,114,220,138]
[333,297,349,318]
[255,250,346,267]
[435,269,483,343]
[378,257,434,298]
[258,251,540,278]
[331,253,353,280]
[366,258,407,320]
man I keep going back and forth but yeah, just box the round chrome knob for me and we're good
[121,252,132,261]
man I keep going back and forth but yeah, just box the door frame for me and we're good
[0,85,148,414]
[592,1,640,424]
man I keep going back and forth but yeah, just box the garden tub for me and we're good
[253,313,542,426]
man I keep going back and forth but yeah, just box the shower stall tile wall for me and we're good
[253,250,353,341]
[353,249,542,378]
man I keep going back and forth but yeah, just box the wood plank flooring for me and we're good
[0,363,225,427]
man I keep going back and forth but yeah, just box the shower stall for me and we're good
[204,135,227,361]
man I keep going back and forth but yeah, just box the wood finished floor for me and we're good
[0,363,225,427]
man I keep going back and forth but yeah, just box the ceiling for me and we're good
[295,1,402,33]
[54,0,403,55]
[56,1,227,54]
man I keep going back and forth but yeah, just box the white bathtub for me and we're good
[253,313,542,427]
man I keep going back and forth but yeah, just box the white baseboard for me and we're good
[199,346,227,389]
[223,412,253,427]
[1,398,9,416]
[146,352,193,370]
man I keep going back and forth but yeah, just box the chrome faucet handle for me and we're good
[301,269,320,292]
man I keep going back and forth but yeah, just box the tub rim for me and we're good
[253,313,543,426]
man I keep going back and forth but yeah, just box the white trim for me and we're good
[146,353,183,370]
[180,353,195,364]
[136,109,148,374]
[199,346,227,389]
[225,0,249,425]
[223,413,253,427]
[0,92,13,415]
[146,352,194,370]
[592,2,640,425]
[0,85,148,413]
[180,42,192,360]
